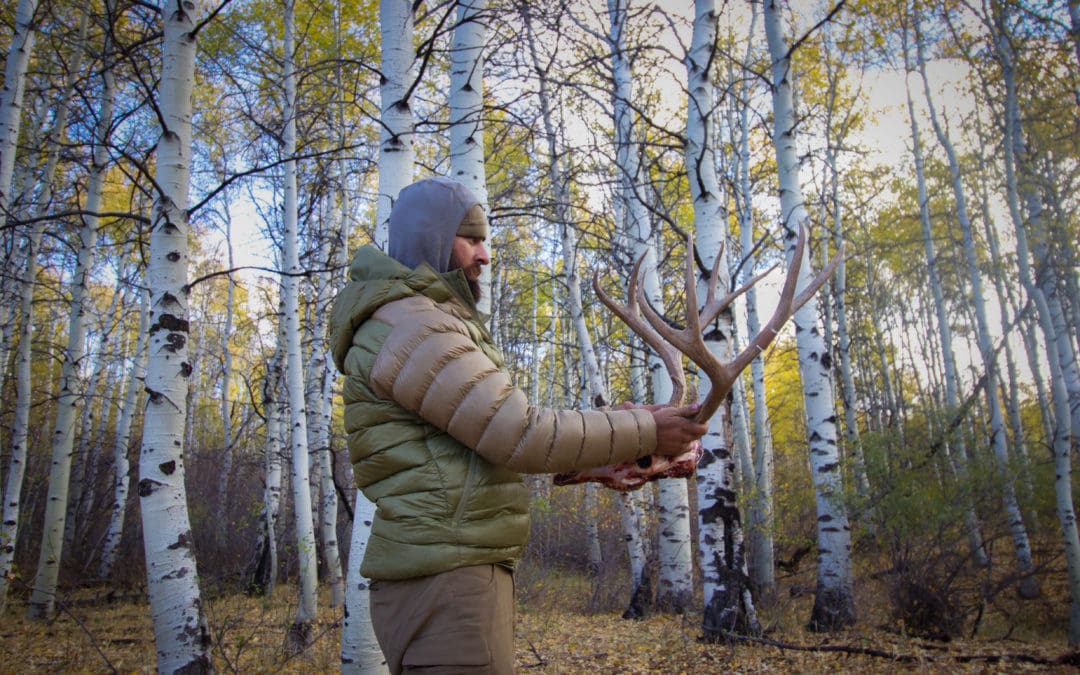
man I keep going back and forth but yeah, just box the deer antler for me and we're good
[634,225,842,424]
[593,255,687,406]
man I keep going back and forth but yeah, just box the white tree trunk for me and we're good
[903,74,988,568]
[0,221,42,615]
[686,0,759,637]
[215,171,237,528]
[449,0,491,315]
[249,324,285,597]
[100,290,147,580]
[0,0,38,403]
[816,36,871,502]
[65,331,109,553]
[341,0,415,665]
[763,0,855,631]
[607,0,693,612]
[0,0,37,216]
[617,489,650,617]
[309,290,344,607]
[281,0,319,647]
[25,11,93,620]
[68,278,124,555]
[995,8,1080,640]
[375,0,416,248]
[342,492,388,673]
[913,13,1037,598]
[726,7,775,594]
[136,1,211,669]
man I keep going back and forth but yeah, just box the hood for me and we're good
[329,244,475,373]
[388,176,482,273]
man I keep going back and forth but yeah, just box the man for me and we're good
[330,176,706,674]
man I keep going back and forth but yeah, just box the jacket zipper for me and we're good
[452,451,480,525]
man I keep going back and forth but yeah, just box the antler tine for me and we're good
[593,258,687,406]
[635,225,842,425]
[633,247,729,423]
[689,233,778,333]
[726,224,845,388]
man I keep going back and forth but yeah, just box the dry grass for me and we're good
[0,569,1075,674]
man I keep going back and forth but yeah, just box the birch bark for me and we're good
[26,11,95,620]
[247,319,285,596]
[0,229,42,616]
[913,9,1037,598]
[135,1,211,669]
[342,1,416,667]
[0,0,38,398]
[0,0,37,217]
[342,490,387,672]
[281,0,319,648]
[449,0,491,316]
[375,0,416,249]
[100,290,148,580]
[214,170,237,529]
[902,67,988,567]
[994,3,1080,642]
[763,0,855,630]
[687,0,759,637]
[726,6,776,594]
[607,0,693,612]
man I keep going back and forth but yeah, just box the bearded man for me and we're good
[330,176,705,674]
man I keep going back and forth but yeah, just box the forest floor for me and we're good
[0,569,1077,673]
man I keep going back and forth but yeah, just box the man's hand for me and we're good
[651,404,708,456]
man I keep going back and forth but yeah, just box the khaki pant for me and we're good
[370,564,515,674]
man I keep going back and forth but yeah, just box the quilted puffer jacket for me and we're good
[330,244,658,580]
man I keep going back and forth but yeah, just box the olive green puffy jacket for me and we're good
[329,245,657,580]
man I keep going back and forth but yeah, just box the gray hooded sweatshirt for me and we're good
[387,176,482,272]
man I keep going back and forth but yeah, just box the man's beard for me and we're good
[449,252,483,302]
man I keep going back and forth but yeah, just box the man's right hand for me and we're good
[651,404,708,456]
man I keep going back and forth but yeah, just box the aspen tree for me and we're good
[901,48,988,567]
[449,0,491,314]
[607,0,694,612]
[993,0,1080,642]
[280,0,319,650]
[342,0,414,668]
[686,0,760,638]
[25,11,92,620]
[763,0,855,630]
[137,0,211,669]
[912,5,1038,598]
[100,290,148,580]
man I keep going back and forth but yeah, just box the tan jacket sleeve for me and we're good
[370,296,657,473]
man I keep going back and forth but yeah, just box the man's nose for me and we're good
[477,243,490,264]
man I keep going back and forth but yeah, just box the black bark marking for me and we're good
[167,530,192,550]
[138,478,162,497]
[160,460,176,475]
[163,566,189,580]
[164,332,185,353]
[161,292,182,309]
